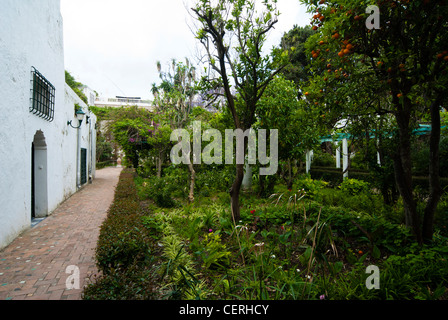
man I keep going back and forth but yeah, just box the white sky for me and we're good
[61,0,312,100]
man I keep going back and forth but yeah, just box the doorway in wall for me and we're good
[31,130,48,221]
[81,148,87,185]
[31,142,35,219]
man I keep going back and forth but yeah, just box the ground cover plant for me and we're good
[84,166,448,300]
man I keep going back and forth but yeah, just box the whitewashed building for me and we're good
[0,0,97,250]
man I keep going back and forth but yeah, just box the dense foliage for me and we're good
[65,70,89,105]
[85,0,448,301]
[84,167,448,300]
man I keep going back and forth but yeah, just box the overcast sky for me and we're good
[61,0,312,101]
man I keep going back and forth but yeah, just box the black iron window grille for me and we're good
[30,67,55,122]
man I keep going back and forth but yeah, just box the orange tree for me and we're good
[300,0,448,244]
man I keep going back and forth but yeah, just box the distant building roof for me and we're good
[94,96,154,111]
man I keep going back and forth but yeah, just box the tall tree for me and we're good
[256,75,321,190]
[191,0,288,222]
[152,58,198,128]
[109,106,155,169]
[279,25,316,90]
[152,58,199,201]
[300,0,448,243]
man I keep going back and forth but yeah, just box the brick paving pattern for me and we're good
[0,166,123,300]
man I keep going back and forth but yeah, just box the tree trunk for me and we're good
[157,150,163,178]
[132,149,139,169]
[422,100,442,243]
[376,134,395,206]
[393,104,422,244]
[230,163,245,223]
[287,158,293,190]
[188,162,196,202]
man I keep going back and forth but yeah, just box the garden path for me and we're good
[0,166,123,300]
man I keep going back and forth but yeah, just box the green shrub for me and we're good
[94,169,151,273]
[83,264,157,300]
[380,245,448,299]
[86,169,160,300]
[313,264,380,300]
[317,205,413,253]
[339,178,370,196]
[195,232,231,270]
[435,193,448,235]
[139,176,178,208]
[294,177,328,199]
[312,150,335,167]
[96,213,151,273]
[310,168,343,186]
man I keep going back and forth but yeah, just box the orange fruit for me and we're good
[437,53,444,59]
[338,51,344,57]
[346,44,353,50]
[397,93,403,98]
[312,26,318,31]
[444,56,448,61]
[343,49,350,54]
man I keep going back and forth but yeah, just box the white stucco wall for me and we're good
[64,84,97,188]
[0,0,97,250]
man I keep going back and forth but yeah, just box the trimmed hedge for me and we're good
[83,168,157,300]
[310,166,448,191]
[95,169,149,272]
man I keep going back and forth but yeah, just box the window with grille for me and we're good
[30,67,55,122]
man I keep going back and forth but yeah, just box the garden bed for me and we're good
[83,167,448,300]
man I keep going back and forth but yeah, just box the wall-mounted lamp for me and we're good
[67,109,86,129]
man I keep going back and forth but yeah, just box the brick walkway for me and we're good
[0,166,123,300]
